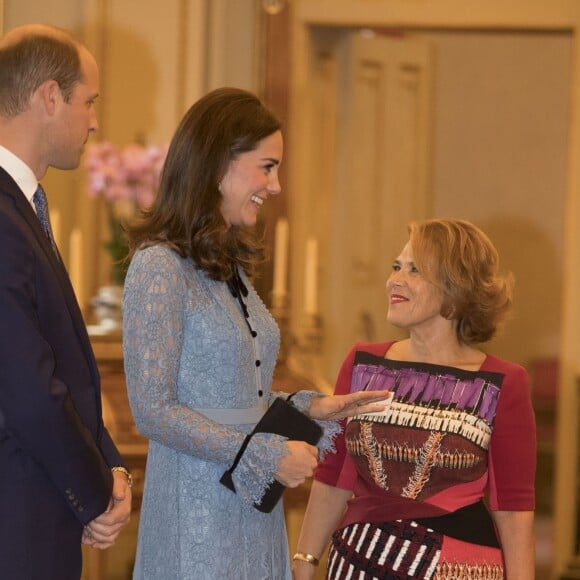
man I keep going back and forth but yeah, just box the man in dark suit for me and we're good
[0,24,132,579]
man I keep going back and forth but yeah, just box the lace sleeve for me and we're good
[123,247,247,464]
[271,390,342,459]
[231,433,288,504]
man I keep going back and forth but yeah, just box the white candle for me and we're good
[272,218,289,297]
[69,228,84,308]
[50,208,61,250]
[304,237,318,315]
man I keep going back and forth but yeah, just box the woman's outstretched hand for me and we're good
[308,390,393,421]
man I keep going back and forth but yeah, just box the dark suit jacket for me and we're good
[0,167,125,579]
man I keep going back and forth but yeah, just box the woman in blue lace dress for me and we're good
[122,88,389,580]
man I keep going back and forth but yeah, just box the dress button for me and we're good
[258,390,263,397]
[255,360,261,367]
[251,330,257,338]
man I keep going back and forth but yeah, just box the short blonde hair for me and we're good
[409,218,513,345]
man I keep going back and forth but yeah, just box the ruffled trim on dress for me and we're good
[280,390,342,459]
[232,432,288,505]
[231,392,343,505]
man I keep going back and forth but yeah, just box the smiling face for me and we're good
[219,130,283,227]
[386,241,447,333]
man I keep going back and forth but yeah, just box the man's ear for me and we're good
[36,79,60,115]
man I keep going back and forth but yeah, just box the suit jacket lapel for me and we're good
[0,168,101,384]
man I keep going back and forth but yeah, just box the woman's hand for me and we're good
[275,441,319,487]
[308,390,392,421]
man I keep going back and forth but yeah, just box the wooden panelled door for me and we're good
[324,31,434,374]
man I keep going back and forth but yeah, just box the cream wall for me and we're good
[427,31,571,367]
[3,0,84,29]
[85,0,261,147]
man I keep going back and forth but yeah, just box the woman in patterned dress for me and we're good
[122,87,389,580]
[293,218,536,580]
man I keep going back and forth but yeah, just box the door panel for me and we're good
[326,32,434,374]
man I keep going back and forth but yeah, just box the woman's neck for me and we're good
[389,329,486,371]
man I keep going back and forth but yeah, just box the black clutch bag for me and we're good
[219,397,323,513]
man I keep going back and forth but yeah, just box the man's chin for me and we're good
[53,155,82,171]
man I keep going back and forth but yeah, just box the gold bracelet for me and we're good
[111,466,133,488]
[292,552,319,566]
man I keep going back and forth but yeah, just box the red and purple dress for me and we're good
[316,342,536,580]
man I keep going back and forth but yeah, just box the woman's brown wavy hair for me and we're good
[127,87,282,280]
[409,218,513,345]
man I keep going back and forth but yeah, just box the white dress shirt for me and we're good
[0,145,39,210]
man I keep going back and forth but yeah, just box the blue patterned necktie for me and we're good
[33,184,59,255]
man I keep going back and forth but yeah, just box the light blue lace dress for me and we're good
[123,245,333,580]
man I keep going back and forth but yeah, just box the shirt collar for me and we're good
[0,145,39,206]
